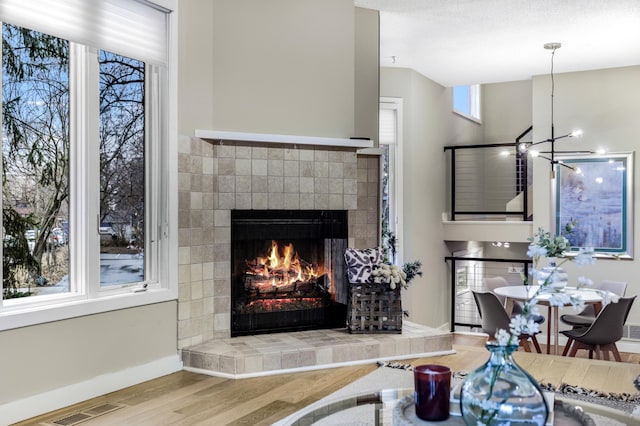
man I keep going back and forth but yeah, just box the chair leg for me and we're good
[562,338,574,356]
[530,335,542,353]
[610,344,622,362]
[520,339,532,352]
[600,346,610,361]
[568,342,579,358]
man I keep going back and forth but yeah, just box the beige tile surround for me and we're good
[177,135,380,349]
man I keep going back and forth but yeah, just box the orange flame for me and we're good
[245,240,324,289]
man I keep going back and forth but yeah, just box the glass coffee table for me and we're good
[281,388,635,425]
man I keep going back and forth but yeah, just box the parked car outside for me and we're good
[99,226,118,240]
[52,228,67,245]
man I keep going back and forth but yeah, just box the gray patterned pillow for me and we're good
[344,247,382,283]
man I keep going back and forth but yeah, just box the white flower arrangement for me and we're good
[371,263,406,289]
[495,225,607,346]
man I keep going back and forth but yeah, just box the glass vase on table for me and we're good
[460,342,549,425]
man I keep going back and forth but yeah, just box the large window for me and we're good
[0,0,175,329]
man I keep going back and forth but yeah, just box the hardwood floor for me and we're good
[15,333,640,426]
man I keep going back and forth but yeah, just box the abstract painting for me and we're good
[555,153,633,257]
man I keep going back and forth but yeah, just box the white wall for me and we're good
[380,67,451,328]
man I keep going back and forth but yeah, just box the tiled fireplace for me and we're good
[177,135,380,348]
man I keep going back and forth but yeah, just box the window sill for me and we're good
[0,287,178,331]
[453,110,482,125]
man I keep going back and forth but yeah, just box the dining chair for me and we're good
[472,290,542,353]
[560,280,627,328]
[561,296,636,361]
[484,276,545,325]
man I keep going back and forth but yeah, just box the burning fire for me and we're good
[245,240,324,291]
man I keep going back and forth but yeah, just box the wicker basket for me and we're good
[347,282,402,333]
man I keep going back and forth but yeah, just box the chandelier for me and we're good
[516,43,600,178]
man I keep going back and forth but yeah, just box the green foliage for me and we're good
[381,232,423,289]
[527,220,576,257]
[402,261,423,285]
[2,207,39,293]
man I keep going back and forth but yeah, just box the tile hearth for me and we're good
[181,321,453,379]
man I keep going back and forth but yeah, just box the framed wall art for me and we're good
[554,152,634,258]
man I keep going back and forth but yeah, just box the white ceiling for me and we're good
[354,0,640,87]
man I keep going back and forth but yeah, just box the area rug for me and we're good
[274,362,640,425]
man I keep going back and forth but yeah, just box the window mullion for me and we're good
[70,44,101,297]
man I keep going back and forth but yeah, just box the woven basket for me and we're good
[347,282,402,333]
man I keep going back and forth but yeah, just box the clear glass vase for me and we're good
[536,257,569,290]
[460,342,549,425]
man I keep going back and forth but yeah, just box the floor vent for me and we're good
[43,403,125,426]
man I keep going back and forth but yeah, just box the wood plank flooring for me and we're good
[15,334,640,426]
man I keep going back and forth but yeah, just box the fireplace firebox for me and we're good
[231,210,348,336]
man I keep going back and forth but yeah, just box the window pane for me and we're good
[2,23,70,298]
[99,50,145,286]
[453,85,471,115]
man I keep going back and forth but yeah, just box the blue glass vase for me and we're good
[460,342,549,425]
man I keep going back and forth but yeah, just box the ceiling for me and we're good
[354,0,640,87]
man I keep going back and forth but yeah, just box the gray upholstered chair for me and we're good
[560,280,627,328]
[484,276,545,325]
[561,296,636,361]
[472,290,542,353]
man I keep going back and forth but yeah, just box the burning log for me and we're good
[242,240,331,300]
[243,273,330,299]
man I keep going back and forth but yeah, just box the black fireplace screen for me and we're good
[231,210,348,336]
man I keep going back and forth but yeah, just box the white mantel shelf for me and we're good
[194,130,374,149]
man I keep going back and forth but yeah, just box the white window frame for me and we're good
[380,97,404,263]
[453,84,481,123]
[0,0,178,331]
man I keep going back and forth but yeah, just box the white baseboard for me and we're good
[0,355,182,426]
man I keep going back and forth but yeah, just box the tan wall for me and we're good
[207,0,355,138]
[354,7,380,144]
[531,65,640,325]
[0,302,177,405]
[482,80,533,142]
[380,67,451,329]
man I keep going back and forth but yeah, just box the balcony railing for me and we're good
[444,132,533,221]
[445,256,533,332]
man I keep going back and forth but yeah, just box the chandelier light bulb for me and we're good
[570,129,583,138]
[519,143,529,152]
[530,150,540,158]
[500,150,510,157]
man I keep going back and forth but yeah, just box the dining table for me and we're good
[493,285,604,355]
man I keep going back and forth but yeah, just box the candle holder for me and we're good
[414,364,451,421]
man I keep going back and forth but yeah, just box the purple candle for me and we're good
[414,364,451,421]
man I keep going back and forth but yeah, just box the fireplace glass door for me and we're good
[231,210,348,336]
